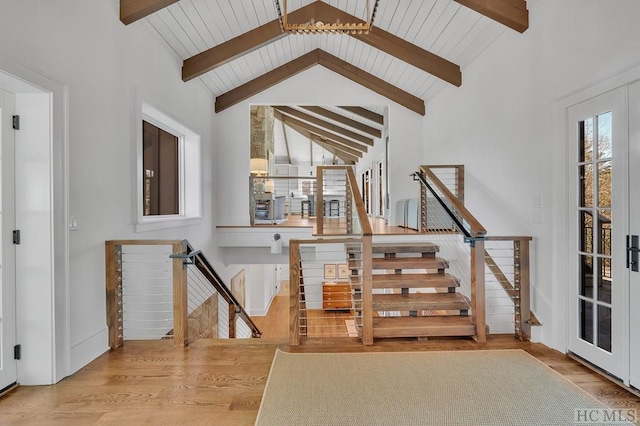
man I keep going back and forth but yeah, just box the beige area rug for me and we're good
[255,349,633,425]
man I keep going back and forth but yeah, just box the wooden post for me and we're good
[361,235,374,345]
[471,239,486,343]
[516,239,532,341]
[456,165,465,204]
[105,242,123,350]
[289,240,300,345]
[172,241,188,347]
[317,166,324,235]
[228,302,237,338]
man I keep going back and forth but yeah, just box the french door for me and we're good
[0,89,17,391]
[568,84,640,388]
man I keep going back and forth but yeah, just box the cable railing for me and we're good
[105,240,260,349]
[413,165,537,340]
[289,165,373,345]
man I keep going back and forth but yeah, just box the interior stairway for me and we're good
[350,242,476,340]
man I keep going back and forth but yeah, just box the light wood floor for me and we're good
[248,214,422,235]
[2,295,639,425]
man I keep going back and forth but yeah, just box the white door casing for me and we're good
[0,88,17,390]
[628,81,640,390]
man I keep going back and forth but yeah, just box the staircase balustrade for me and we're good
[415,165,537,341]
[105,240,260,350]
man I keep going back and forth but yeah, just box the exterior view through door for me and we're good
[568,83,640,390]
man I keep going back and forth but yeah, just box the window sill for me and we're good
[135,216,202,233]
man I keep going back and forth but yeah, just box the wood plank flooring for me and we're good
[2,291,639,425]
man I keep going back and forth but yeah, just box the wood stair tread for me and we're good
[372,316,476,338]
[372,242,440,254]
[372,257,449,270]
[372,292,470,311]
[371,273,460,289]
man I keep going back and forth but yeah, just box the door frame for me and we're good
[0,55,69,384]
[554,62,640,386]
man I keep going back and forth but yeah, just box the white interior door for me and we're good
[0,89,17,391]
[567,86,629,380]
[628,81,640,390]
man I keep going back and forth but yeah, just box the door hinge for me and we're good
[12,115,19,130]
[14,344,21,360]
[12,230,20,245]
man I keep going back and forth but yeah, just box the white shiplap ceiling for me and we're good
[139,0,515,106]
[128,0,530,165]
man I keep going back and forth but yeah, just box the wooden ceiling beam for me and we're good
[120,0,180,25]
[319,51,425,116]
[214,50,319,113]
[216,50,425,115]
[183,1,461,86]
[299,106,382,138]
[274,110,361,162]
[338,106,384,126]
[273,106,374,146]
[277,112,368,154]
[315,2,461,87]
[453,0,528,33]
[310,136,358,164]
[182,3,320,81]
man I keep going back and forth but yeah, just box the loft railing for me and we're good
[105,240,260,349]
[414,165,538,340]
[289,165,373,345]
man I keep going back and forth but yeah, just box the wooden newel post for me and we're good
[289,241,300,346]
[172,241,188,347]
[228,302,237,338]
[361,235,374,345]
[471,239,486,343]
[515,239,532,341]
[105,242,123,350]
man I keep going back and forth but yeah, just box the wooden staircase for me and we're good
[350,242,476,340]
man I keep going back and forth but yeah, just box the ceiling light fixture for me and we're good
[275,0,380,35]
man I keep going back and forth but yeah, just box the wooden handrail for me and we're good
[420,166,486,237]
[184,240,262,338]
[346,167,373,236]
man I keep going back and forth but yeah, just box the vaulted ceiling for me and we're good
[120,0,529,116]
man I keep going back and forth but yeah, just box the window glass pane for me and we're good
[579,254,593,298]
[143,120,179,216]
[579,118,594,162]
[580,299,594,344]
[579,164,593,208]
[597,112,612,160]
[597,161,612,208]
[580,211,593,253]
[597,209,612,256]
[597,258,611,304]
[597,305,611,352]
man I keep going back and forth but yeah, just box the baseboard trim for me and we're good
[70,327,109,374]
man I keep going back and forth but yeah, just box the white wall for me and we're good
[0,0,219,377]
[214,66,424,227]
[420,0,640,350]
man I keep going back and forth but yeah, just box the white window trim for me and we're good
[136,101,202,232]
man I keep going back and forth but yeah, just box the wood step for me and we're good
[372,257,449,271]
[372,292,470,312]
[372,273,460,289]
[372,242,439,255]
[372,316,476,338]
